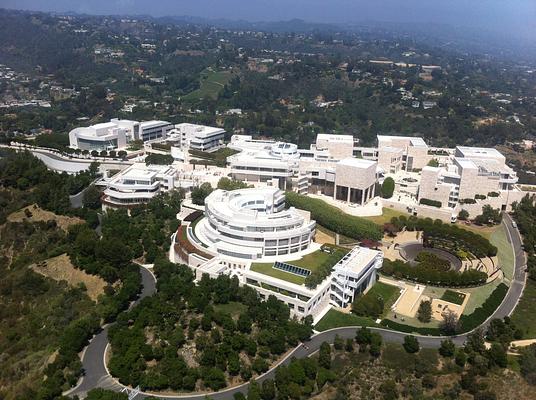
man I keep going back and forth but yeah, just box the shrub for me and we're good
[488,192,500,197]
[419,198,442,208]
[417,300,432,323]
[145,153,174,165]
[460,198,477,204]
[458,209,469,221]
[475,194,487,200]
[285,192,382,241]
[403,335,420,353]
[381,177,395,199]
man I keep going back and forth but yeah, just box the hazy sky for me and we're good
[4,0,536,40]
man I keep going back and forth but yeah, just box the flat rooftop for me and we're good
[316,133,354,143]
[455,146,505,160]
[377,135,428,148]
[334,246,380,275]
[338,157,377,169]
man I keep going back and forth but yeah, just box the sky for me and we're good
[3,0,536,41]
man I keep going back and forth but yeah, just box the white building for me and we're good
[69,119,172,150]
[227,136,301,190]
[168,123,225,152]
[177,186,383,319]
[330,246,383,308]
[227,134,379,204]
[69,121,128,151]
[139,120,173,142]
[102,163,178,207]
[417,146,521,217]
[196,187,316,259]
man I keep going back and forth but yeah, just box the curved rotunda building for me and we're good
[196,187,316,259]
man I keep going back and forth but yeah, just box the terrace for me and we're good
[250,245,347,285]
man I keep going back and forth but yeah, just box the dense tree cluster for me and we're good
[285,192,383,241]
[191,182,214,205]
[0,150,99,219]
[217,177,251,191]
[108,259,313,392]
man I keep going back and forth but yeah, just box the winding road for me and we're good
[69,215,526,399]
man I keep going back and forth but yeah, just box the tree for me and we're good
[261,379,276,400]
[381,177,395,199]
[191,182,213,205]
[355,327,372,346]
[475,205,502,226]
[118,150,127,159]
[403,335,420,353]
[487,343,507,368]
[439,339,456,357]
[440,310,459,335]
[427,158,439,167]
[417,300,432,323]
[100,150,108,157]
[83,185,102,209]
[458,209,469,221]
[217,177,250,191]
[455,349,467,367]
[318,342,331,369]
[247,381,261,400]
[334,334,344,350]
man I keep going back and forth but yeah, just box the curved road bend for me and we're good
[68,267,157,398]
[71,216,527,399]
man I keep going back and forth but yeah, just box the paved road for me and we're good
[70,216,526,400]
[67,267,157,398]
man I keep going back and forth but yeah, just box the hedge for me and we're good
[382,258,487,287]
[419,198,442,208]
[458,283,508,332]
[285,192,382,241]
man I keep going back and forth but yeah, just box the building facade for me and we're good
[195,188,316,259]
[102,163,178,207]
[168,123,225,152]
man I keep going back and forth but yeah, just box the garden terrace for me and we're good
[175,225,213,260]
[400,245,463,271]
[441,289,466,305]
[285,192,383,242]
[382,258,488,287]
[390,216,497,258]
[250,244,347,288]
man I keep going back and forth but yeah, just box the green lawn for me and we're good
[461,280,500,314]
[250,262,306,285]
[314,309,378,332]
[250,247,347,285]
[183,68,234,100]
[511,279,536,338]
[490,223,515,281]
[456,222,499,241]
[366,282,401,314]
[362,207,409,225]
[441,289,466,305]
[213,301,248,319]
